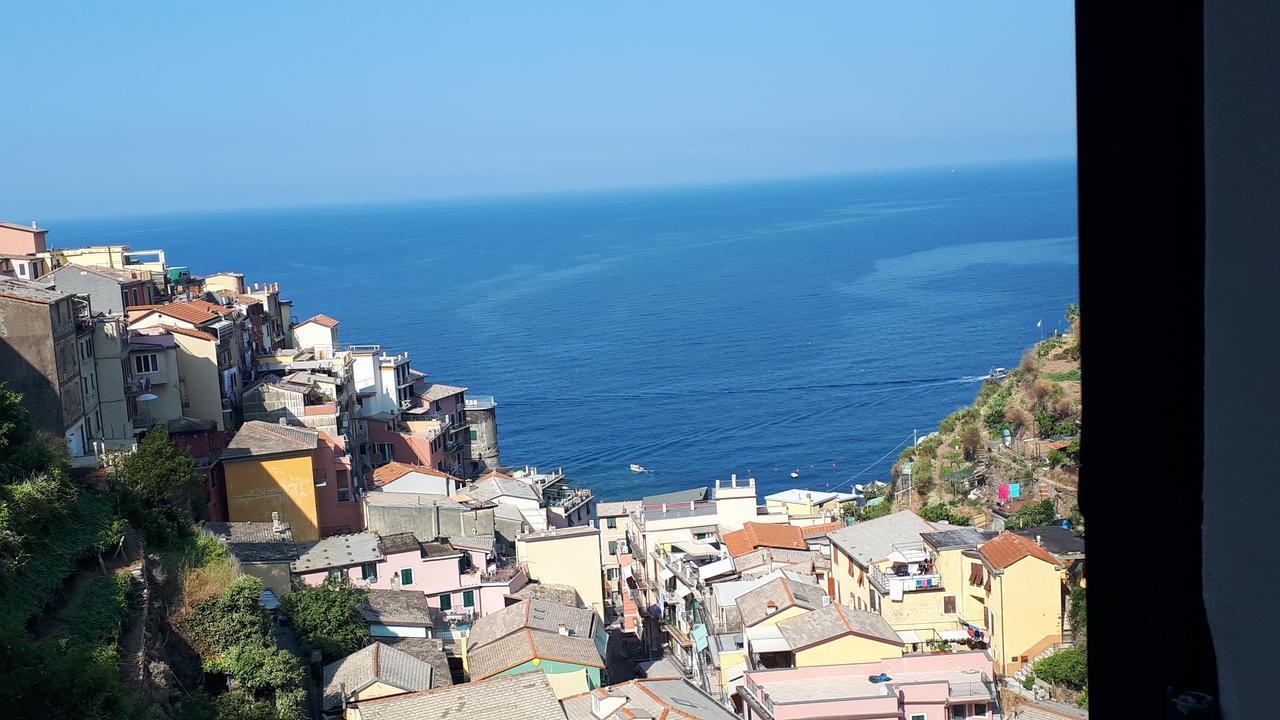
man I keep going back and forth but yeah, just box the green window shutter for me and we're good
[440,594,452,610]
[361,563,374,580]
[400,568,413,586]
[607,517,617,529]
[608,541,618,555]
[463,590,475,607]
[470,430,478,441]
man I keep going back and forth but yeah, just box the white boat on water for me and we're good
[629,464,647,473]
[987,367,1008,380]
[790,469,800,479]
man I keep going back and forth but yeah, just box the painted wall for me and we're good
[792,633,904,667]
[169,332,223,430]
[224,453,321,541]
[292,322,336,353]
[517,529,605,618]
[311,437,364,536]
[379,471,453,496]
[492,659,602,690]
[352,681,414,704]
[977,556,1062,674]
[746,605,809,630]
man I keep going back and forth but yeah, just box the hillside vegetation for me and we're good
[878,304,1082,527]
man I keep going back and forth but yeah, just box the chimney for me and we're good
[662,503,668,513]
[272,511,283,532]
[558,622,570,636]
[1036,535,1043,547]
[31,220,37,229]
[806,492,812,504]
[278,417,288,425]
[689,500,695,510]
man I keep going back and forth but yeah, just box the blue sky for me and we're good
[1,2,1075,218]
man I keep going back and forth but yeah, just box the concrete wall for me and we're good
[365,500,496,540]
[378,471,453,496]
[224,453,321,541]
[517,528,605,618]
[292,321,336,353]
[792,633,903,667]
[0,294,81,437]
[169,331,223,430]
[91,318,132,448]
[465,404,500,473]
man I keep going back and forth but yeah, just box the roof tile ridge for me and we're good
[373,642,380,678]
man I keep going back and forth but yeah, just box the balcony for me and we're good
[481,562,528,584]
[947,676,996,702]
[464,395,496,411]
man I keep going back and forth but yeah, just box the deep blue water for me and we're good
[51,159,1078,501]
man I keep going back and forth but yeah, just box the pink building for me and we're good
[738,650,996,720]
[293,531,528,627]
[0,222,50,280]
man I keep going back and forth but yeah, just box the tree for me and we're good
[912,457,935,495]
[1020,349,1037,375]
[112,427,199,544]
[188,576,272,656]
[1007,500,1056,529]
[279,575,367,661]
[860,500,892,521]
[919,504,971,526]
[0,383,63,482]
[1033,647,1088,690]
[204,642,304,696]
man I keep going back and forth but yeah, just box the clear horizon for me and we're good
[2,2,1076,219]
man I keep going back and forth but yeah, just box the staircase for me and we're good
[1014,642,1073,682]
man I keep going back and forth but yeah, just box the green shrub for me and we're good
[204,641,304,695]
[213,690,277,720]
[1022,672,1036,690]
[1045,368,1081,382]
[1034,647,1088,689]
[68,574,132,645]
[1077,687,1089,709]
[1007,500,1056,529]
[1046,449,1069,468]
[187,576,272,656]
[279,575,367,662]
[1036,336,1065,358]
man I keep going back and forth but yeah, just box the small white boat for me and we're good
[790,469,800,479]
[988,367,1008,380]
[629,464,647,473]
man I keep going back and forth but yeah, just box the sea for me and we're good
[50,158,1079,502]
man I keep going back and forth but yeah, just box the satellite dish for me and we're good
[137,393,159,401]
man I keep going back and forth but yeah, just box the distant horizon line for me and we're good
[35,154,1076,226]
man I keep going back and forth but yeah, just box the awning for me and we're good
[939,629,970,642]
[678,583,694,598]
[658,567,675,582]
[745,625,792,653]
[897,630,923,644]
[621,564,635,581]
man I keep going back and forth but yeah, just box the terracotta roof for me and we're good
[136,301,225,326]
[158,324,216,342]
[723,522,807,558]
[297,313,340,328]
[354,671,565,720]
[979,531,1062,570]
[371,461,457,488]
[800,521,846,538]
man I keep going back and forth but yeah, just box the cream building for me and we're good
[515,525,606,619]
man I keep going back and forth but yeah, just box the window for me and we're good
[952,704,968,719]
[470,429,477,441]
[338,488,350,501]
[433,401,441,412]
[463,590,475,608]
[328,569,343,580]
[131,288,140,305]
[607,517,617,529]
[439,593,452,610]
[314,469,327,486]
[606,568,619,581]
[85,340,92,357]
[943,595,957,614]
[399,568,413,586]
[17,264,25,276]
[133,353,159,374]
[374,442,394,461]
[969,562,985,587]
[608,541,618,555]
[911,715,927,720]
[361,563,377,581]
[973,704,988,717]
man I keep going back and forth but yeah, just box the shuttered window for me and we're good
[440,594,452,610]
[969,562,985,586]
[943,595,956,614]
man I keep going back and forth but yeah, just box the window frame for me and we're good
[133,353,159,374]
[439,593,452,611]
[399,568,413,586]
[463,590,475,608]
[607,517,617,529]
[361,562,377,581]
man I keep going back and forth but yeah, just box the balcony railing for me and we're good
[481,562,527,584]
[947,678,995,701]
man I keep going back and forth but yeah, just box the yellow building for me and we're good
[55,244,168,278]
[221,420,325,541]
[962,532,1065,676]
[763,488,851,517]
[774,602,905,667]
[736,576,828,630]
[515,526,606,619]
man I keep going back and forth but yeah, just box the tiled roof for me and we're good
[322,642,433,710]
[776,602,903,651]
[979,532,1062,570]
[1010,525,1086,557]
[467,599,597,653]
[158,324,216,342]
[47,263,148,284]
[466,476,540,502]
[0,277,66,304]
[506,583,582,607]
[203,522,297,563]
[466,627,605,681]
[800,521,846,538]
[354,671,566,720]
[371,461,456,488]
[921,527,998,551]
[733,547,818,574]
[362,589,434,627]
[420,382,468,402]
[378,637,452,687]
[642,487,708,505]
[297,313,340,328]
[561,678,739,720]
[222,420,318,459]
[138,300,225,326]
[595,500,642,517]
[828,511,938,567]
[291,532,383,573]
[723,522,807,557]
[736,576,827,628]
[379,532,422,556]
